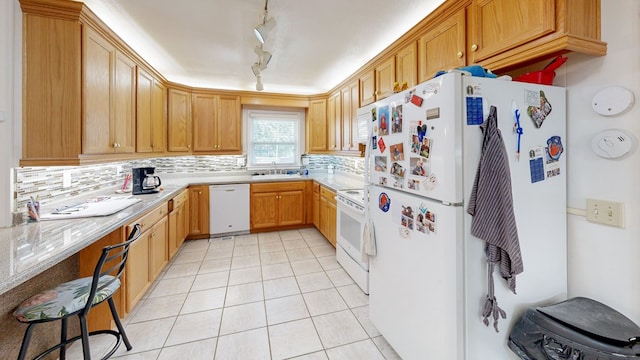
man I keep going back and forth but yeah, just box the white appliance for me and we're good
[209,184,250,236]
[335,189,368,294]
[366,72,567,360]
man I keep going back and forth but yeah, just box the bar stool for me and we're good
[13,224,142,360]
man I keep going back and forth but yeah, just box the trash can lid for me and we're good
[537,297,640,345]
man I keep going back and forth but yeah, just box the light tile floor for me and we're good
[69,228,402,360]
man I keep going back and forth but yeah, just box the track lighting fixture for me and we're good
[255,74,264,91]
[254,0,275,44]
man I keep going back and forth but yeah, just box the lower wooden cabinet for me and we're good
[319,186,337,247]
[168,188,190,259]
[124,202,169,312]
[312,182,321,229]
[250,181,306,231]
[188,185,210,239]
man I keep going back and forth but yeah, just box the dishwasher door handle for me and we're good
[225,189,235,192]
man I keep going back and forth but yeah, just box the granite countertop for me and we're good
[0,172,363,295]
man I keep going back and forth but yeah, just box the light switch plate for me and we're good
[586,199,624,228]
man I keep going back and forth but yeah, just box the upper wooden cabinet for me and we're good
[375,57,396,101]
[307,98,327,153]
[82,27,136,155]
[396,42,418,89]
[327,92,341,152]
[167,87,192,152]
[192,93,242,154]
[136,68,167,153]
[418,8,466,83]
[467,0,606,71]
[341,81,360,152]
[359,70,375,106]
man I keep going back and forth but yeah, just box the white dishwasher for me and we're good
[209,184,250,236]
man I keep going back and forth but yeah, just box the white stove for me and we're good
[335,189,365,213]
[335,187,369,294]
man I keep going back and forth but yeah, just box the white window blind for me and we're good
[246,109,303,167]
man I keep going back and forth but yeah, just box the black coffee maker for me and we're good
[132,167,161,195]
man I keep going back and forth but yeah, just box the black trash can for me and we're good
[508,297,640,360]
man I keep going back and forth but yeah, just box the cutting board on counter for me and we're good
[40,196,142,220]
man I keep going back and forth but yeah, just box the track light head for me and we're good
[254,17,276,44]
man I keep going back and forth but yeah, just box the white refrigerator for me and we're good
[366,72,567,360]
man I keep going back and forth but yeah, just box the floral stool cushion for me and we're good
[14,276,120,322]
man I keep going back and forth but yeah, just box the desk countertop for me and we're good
[0,172,363,295]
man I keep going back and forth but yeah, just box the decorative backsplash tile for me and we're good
[12,155,364,222]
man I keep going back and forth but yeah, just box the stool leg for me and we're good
[78,314,91,360]
[17,323,35,360]
[60,317,68,360]
[108,297,132,350]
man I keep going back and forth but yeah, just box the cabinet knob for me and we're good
[471,44,478,51]
[457,51,464,58]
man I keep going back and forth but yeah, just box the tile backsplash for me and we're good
[12,155,364,222]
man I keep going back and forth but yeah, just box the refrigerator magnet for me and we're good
[378,192,391,212]
[390,162,406,180]
[546,136,564,161]
[377,137,386,153]
[390,143,405,161]
[528,146,545,183]
[404,89,415,104]
[426,107,440,120]
[411,134,420,155]
[420,137,431,160]
[410,94,424,107]
[374,156,388,172]
[423,174,438,191]
[466,97,484,125]
[391,104,403,133]
[372,135,377,150]
[417,204,436,235]
[401,205,414,230]
[410,157,428,177]
[379,105,390,136]
[525,90,552,128]
[379,177,388,186]
[408,179,420,191]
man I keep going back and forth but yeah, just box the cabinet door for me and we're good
[326,199,337,247]
[83,27,114,155]
[468,0,555,63]
[327,92,341,151]
[192,93,217,152]
[217,95,242,152]
[418,9,466,83]
[149,216,168,279]
[251,191,279,229]
[188,185,210,238]
[341,81,359,152]
[168,208,178,259]
[278,190,305,226]
[151,81,167,152]
[307,99,327,152]
[136,68,154,153]
[312,186,320,229]
[359,70,375,106]
[113,51,136,153]
[396,42,417,89]
[375,57,395,101]
[168,88,192,152]
[126,231,150,312]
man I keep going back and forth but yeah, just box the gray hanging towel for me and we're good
[467,105,523,332]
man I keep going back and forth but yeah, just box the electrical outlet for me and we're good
[586,199,624,228]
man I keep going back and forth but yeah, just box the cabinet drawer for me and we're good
[320,186,336,204]
[170,189,189,211]
[128,202,168,234]
[251,181,307,193]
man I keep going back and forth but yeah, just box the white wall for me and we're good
[0,0,20,227]
[562,0,640,323]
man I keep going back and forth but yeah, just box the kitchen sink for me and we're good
[252,173,302,180]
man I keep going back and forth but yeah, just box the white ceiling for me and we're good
[80,0,445,95]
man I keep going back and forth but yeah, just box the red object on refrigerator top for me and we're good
[514,55,568,85]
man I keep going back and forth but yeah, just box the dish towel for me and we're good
[467,105,523,332]
[361,184,377,262]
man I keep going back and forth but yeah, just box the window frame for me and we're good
[244,107,305,169]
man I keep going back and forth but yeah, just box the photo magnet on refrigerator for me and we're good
[401,205,414,230]
[525,90,552,128]
[392,104,403,133]
[379,105,390,136]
